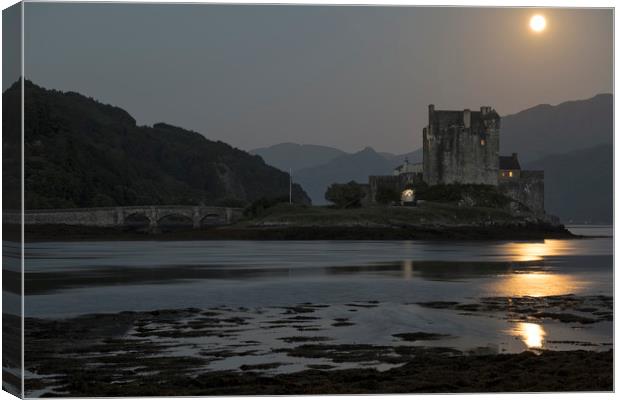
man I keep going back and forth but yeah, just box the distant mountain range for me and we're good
[249,143,347,172]
[255,94,612,220]
[252,144,421,204]
[5,80,310,209]
[294,147,394,204]
[500,93,612,223]
[525,144,612,224]
[501,93,612,163]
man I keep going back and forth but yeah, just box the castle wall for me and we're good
[368,173,423,203]
[368,176,399,204]
[498,170,545,215]
[423,107,499,186]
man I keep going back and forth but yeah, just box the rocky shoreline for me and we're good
[19,294,613,396]
[24,347,614,395]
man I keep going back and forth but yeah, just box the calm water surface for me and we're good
[9,225,614,363]
[19,225,612,317]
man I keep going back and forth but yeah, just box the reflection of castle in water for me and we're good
[368,105,544,214]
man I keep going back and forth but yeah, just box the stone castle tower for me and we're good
[423,105,500,185]
[368,103,544,214]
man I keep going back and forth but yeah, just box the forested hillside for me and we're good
[4,80,310,209]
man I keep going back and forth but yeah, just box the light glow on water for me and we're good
[499,240,567,262]
[402,260,413,280]
[490,271,581,297]
[512,322,546,349]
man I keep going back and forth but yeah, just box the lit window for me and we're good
[480,139,486,146]
[509,171,513,177]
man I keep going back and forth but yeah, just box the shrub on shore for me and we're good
[243,196,292,218]
[325,181,365,209]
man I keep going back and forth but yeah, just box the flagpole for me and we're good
[289,168,292,204]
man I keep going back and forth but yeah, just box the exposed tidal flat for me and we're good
[7,227,614,395]
[20,297,613,395]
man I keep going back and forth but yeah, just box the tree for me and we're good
[243,196,289,218]
[325,181,365,208]
[375,186,400,205]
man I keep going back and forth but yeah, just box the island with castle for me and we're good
[368,104,544,215]
[206,103,569,241]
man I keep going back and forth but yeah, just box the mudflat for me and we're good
[22,294,613,396]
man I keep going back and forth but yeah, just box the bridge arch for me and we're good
[123,212,152,231]
[157,213,194,231]
[200,213,226,227]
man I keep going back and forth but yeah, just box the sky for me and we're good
[13,3,614,153]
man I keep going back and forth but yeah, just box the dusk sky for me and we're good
[19,4,612,153]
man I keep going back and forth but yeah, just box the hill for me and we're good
[525,144,612,224]
[501,94,612,162]
[388,148,423,167]
[255,143,422,204]
[250,143,346,172]
[6,80,310,209]
[294,147,396,204]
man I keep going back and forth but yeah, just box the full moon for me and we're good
[529,15,546,32]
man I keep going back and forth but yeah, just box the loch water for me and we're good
[8,225,614,359]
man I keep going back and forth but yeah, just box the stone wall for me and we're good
[423,105,500,186]
[499,170,545,215]
[368,173,423,203]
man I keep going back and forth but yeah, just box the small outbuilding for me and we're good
[499,153,521,179]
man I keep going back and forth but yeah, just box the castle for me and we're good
[369,105,544,214]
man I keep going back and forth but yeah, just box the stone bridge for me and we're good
[6,205,244,230]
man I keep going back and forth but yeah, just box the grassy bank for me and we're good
[242,202,539,227]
